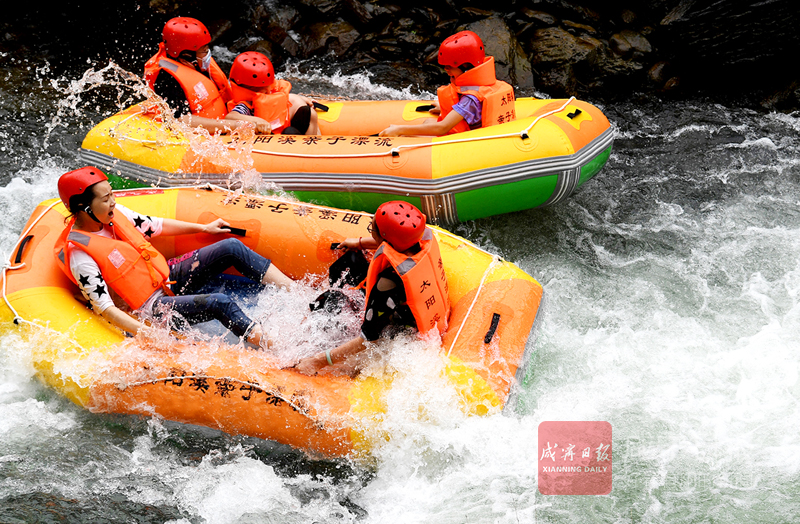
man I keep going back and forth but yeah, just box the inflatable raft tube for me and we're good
[80,97,613,225]
[0,186,543,458]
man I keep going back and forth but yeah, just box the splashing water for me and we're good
[3,47,800,522]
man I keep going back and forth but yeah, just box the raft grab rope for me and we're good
[1,200,92,353]
[109,97,578,158]
[446,255,502,358]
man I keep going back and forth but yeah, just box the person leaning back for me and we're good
[54,166,294,348]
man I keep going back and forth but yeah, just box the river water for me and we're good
[1,47,800,523]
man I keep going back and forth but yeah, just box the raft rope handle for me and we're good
[445,255,502,358]
[2,200,61,325]
[109,97,577,154]
[1,200,94,355]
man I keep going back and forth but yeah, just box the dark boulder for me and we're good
[303,19,361,57]
[465,17,534,88]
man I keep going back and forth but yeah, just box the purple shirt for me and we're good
[230,102,253,116]
[451,94,483,129]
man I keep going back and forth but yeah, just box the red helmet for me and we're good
[438,30,485,69]
[229,52,275,88]
[57,167,108,208]
[374,201,426,252]
[162,17,211,58]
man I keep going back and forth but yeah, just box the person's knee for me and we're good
[219,237,244,249]
[201,292,232,311]
[217,237,248,257]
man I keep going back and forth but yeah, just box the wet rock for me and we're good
[463,7,495,19]
[594,51,644,79]
[760,80,800,111]
[363,3,394,18]
[5,0,800,109]
[520,9,558,26]
[660,0,695,25]
[647,61,671,85]
[530,27,599,66]
[243,39,280,63]
[253,5,302,57]
[207,19,234,43]
[662,76,681,91]
[535,65,578,97]
[529,27,603,95]
[609,33,631,56]
[303,20,360,57]
[621,9,637,25]
[342,0,372,27]
[412,7,440,27]
[297,0,341,15]
[357,62,433,90]
[609,30,652,59]
[562,20,596,35]
[465,17,534,88]
[394,18,427,46]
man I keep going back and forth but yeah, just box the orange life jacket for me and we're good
[227,79,293,133]
[364,228,449,336]
[143,43,231,119]
[54,217,172,311]
[436,56,516,134]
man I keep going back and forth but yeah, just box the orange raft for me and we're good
[0,186,543,458]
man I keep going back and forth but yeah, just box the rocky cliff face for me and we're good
[3,0,799,109]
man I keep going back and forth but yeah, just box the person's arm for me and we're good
[223,111,272,134]
[336,236,379,251]
[153,74,243,135]
[160,217,231,236]
[100,305,144,335]
[177,114,254,135]
[379,110,464,137]
[294,336,366,375]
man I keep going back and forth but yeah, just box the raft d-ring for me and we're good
[384,148,408,169]
[514,131,538,153]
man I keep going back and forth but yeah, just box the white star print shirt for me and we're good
[68,205,164,313]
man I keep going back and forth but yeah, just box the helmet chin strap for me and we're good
[84,205,103,224]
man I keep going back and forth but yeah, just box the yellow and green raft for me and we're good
[81,97,613,224]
